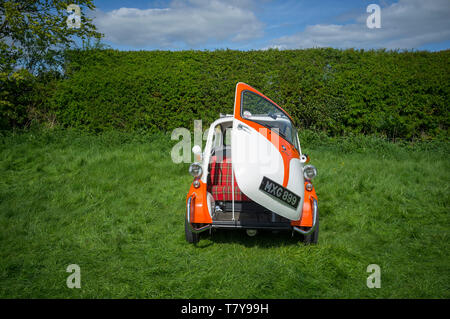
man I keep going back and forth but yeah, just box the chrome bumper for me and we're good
[292,197,318,236]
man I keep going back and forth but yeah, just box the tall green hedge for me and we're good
[37,48,450,138]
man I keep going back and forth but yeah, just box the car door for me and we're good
[231,82,304,221]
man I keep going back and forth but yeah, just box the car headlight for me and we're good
[189,162,203,178]
[303,164,317,180]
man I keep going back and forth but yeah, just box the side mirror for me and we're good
[192,145,202,162]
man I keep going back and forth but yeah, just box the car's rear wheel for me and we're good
[303,214,319,244]
[185,218,199,244]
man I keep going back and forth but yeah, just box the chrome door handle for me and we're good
[237,124,250,133]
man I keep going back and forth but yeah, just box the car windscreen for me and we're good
[241,90,298,150]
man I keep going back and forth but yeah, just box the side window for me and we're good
[212,126,222,149]
[224,127,232,146]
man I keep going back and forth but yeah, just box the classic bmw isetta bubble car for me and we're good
[185,82,318,244]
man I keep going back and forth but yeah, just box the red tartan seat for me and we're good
[208,155,250,202]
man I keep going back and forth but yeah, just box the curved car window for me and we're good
[224,127,232,146]
[212,126,222,148]
[241,90,297,150]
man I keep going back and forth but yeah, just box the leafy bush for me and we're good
[5,48,450,139]
[0,69,60,130]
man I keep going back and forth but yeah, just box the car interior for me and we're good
[206,121,290,227]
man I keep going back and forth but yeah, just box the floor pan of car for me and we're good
[212,210,291,229]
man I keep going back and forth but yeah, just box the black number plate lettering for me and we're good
[259,176,300,209]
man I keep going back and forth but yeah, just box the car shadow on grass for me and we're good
[195,229,305,248]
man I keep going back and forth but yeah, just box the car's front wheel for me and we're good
[185,218,199,244]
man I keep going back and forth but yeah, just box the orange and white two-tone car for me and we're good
[185,82,318,244]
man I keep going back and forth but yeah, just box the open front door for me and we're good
[231,83,304,221]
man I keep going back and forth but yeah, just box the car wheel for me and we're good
[185,218,199,244]
[303,214,319,245]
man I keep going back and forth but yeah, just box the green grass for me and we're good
[0,129,449,298]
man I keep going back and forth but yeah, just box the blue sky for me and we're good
[90,0,450,51]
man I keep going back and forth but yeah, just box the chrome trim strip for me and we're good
[186,196,211,233]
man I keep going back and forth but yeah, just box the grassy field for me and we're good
[0,129,448,298]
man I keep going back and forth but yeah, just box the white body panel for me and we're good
[232,118,304,220]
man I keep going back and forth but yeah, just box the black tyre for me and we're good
[303,214,319,244]
[185,218,199,244]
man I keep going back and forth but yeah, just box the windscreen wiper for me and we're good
[268,112,278,120]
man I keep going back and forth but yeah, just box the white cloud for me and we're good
[269,0,450,50]
[261,44,287,50]
[94,0,264,48]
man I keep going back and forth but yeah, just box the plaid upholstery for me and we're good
[208,156,250,201]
